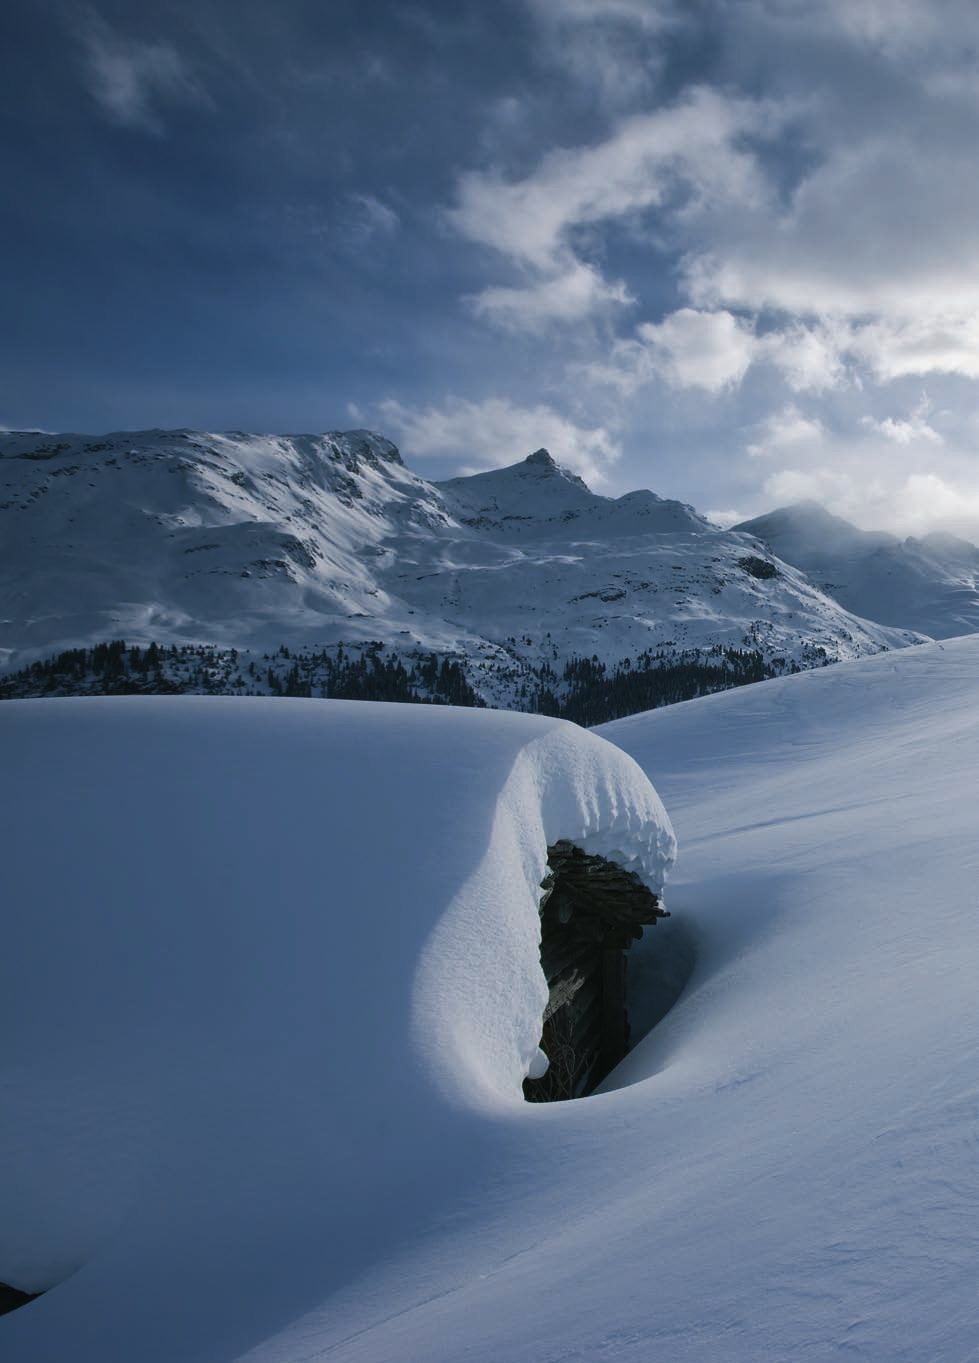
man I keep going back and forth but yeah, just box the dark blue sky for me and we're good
[4,0,979,534]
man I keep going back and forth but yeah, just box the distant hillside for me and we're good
[735,502,979,638]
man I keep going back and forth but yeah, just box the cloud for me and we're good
[743,395,979,537]
[761,464,865,515]
[76,10,207,134]
[448,87,778,329]
[585,311,844,397]
[469,260,633,332]
[703,507,748,529]
[629,308,758,393]
[758,0,979,63]
[846,316,979,382]
[377,396,620,486]
[746,405,827,458]
[860,395,943,446]
[893,473,979,536]
[524,0,679,112]
[343,193,401,244]
[527,0,674,31]
[759,324,847,393]
[761,462,979,541]
[684,133,979,380]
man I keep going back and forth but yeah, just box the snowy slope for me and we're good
[0,699,674,1362]
[0,431,924,702]
[736,501,979,638]
[3,641,977,1362]
[0,429,458,661]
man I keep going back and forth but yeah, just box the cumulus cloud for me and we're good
[76,10,207,134]
[629,309,758,392]
[377,396,620,486]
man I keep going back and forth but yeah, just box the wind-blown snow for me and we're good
[3,634,977,1362]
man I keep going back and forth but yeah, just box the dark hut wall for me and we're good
[524,842,669,1102]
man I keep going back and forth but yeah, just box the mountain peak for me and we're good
[520,447,590,492]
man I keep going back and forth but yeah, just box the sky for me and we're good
[3,0,979,535]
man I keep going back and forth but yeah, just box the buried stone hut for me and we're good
[525,840,670,1102]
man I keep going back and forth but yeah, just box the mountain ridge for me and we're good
[735,501,979,638]
[0,427,946,711]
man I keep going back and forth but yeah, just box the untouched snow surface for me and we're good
[0,699,674,1362]
[4,635,978,1361]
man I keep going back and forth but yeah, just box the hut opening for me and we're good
[524,840,671,1103]
[0,1282,41,1317]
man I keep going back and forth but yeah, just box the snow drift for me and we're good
[0,698,674,1362]
[3,632,977,1362]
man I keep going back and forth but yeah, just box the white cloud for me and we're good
[860,395,943,447]
[761,465,864,514]
[684,135,979,372]
[760,462,979,541]
[846,315,979,382]
[747,405,827,458]
[703,507,747,529]
[586,311,847,398]
[377,396,620,486]
[633,309,758,392]
[451,87,773,266]
[448,87,777,329]
[759,324,847,393]
[77,10,206,134]
[470,260,633,332]
[743,398,979,537]
[893,473,979,536]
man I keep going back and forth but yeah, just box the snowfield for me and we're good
[0,698,674,1360]
[2,636,977,1362]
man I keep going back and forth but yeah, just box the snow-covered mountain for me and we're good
[0,429,926,707]
[735,501,979,639]
[2,637,976,1360]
